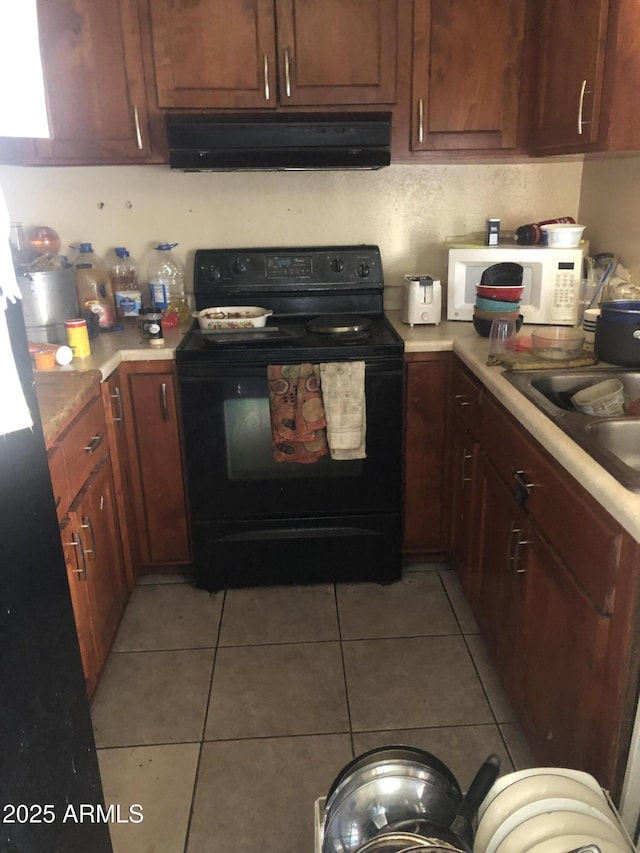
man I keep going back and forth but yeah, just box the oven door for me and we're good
[177,357,403,588]
[178,358,403,521]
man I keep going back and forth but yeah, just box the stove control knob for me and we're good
[357,262,371,278]
[330,257,345,273]
[205,264,222,283]
[232,258,248,275]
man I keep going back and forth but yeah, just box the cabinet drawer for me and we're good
[481,393,621,613]
[60,395,108,501]
[451,359,482,438]
[47,444,70,522]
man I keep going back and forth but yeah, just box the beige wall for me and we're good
[0,159,583,303]
[578,153,640,283]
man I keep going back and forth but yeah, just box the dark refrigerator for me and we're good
[1,297,112,852]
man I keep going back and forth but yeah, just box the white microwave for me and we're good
[447,244,589,325]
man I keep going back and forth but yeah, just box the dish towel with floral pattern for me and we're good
[267,364,328,463]
[319,361,367,460]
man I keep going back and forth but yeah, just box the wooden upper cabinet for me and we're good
[596,0,640,152]
[148,0,397,110]
[410,0,525,151]
[149,0,277,109]
[275,0,397,106]
[529,0,609,153]
[32,0,154,164]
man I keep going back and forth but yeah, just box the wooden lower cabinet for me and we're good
[473,388,639,795]
[51,389,128,699]
[403,352,451,558]
[449,359,482,596]
[61,518,100,698]
[69,457,128,666]
[102,368,138,588]
[120,361,191,569]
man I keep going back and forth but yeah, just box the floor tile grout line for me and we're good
[95,721,512,753]
[333,583,357,758]
[435,570,520,747]
[183,587,228,853]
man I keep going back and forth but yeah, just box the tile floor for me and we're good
[92,564,535,853]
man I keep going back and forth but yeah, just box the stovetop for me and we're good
[176,245,404,364]
[176,313,404,364]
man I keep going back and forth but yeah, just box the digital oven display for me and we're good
[266,255,312,278]
[558,261,576,269]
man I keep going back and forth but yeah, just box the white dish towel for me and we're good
[319,361,366,460]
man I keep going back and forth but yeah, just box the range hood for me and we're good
[165,112,392,171]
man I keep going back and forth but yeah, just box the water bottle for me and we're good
[71,243,116,328]
[147,243,190,323]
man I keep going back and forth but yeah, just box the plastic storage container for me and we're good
[72,243,115,328]
[571,379,625,416]
[147,243,190,323]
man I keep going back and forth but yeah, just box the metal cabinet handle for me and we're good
[454,393,471,408]
[84,433,104,454]
[69,531,87,580]
[284,48,291,97]
[160,382,170,422]
[577,79,591,135]
[133,105,143,150]
[513,469,536,507]
[510,527,531,574]
[417,98,424,144]
[263,54,270,101]
[111,386,124,426]
[80,514,96,558]
[462,449,473,486]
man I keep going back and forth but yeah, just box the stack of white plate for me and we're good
[473,768,632,853]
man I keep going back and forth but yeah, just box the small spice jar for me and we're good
[65,318,91,358]
[139,307,164,346]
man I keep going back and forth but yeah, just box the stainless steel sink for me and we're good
[504,368,640,491]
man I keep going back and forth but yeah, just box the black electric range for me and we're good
[175,245,404,591]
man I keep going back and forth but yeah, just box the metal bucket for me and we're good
[17,266,79,344]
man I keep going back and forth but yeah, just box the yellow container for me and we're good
[65,318,91,359]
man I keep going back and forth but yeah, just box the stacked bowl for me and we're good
[473,282,524,338]
[474,768,633,853]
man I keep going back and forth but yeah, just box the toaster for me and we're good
[401,275,442,326]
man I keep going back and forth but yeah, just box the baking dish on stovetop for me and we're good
[192,306,273,330]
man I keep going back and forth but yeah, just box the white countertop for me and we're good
[39,312,640,543]
[46,321,186,379]
[388,309,640,544]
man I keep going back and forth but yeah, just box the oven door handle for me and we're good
[177,358,404,382]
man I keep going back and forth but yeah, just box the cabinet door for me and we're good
[530,0,609,152]
[102,370,137,589]
[475,454,527,685]
[32,0,153,164]
[403,354,450,557]
[449,416,478,597]
[411,0,525,151]
[276,0,397,106]
[148,0,277,109]
[71,457,128,669]
[518,525,611,775]
[61,518,99,698]
[126,368,191,566]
